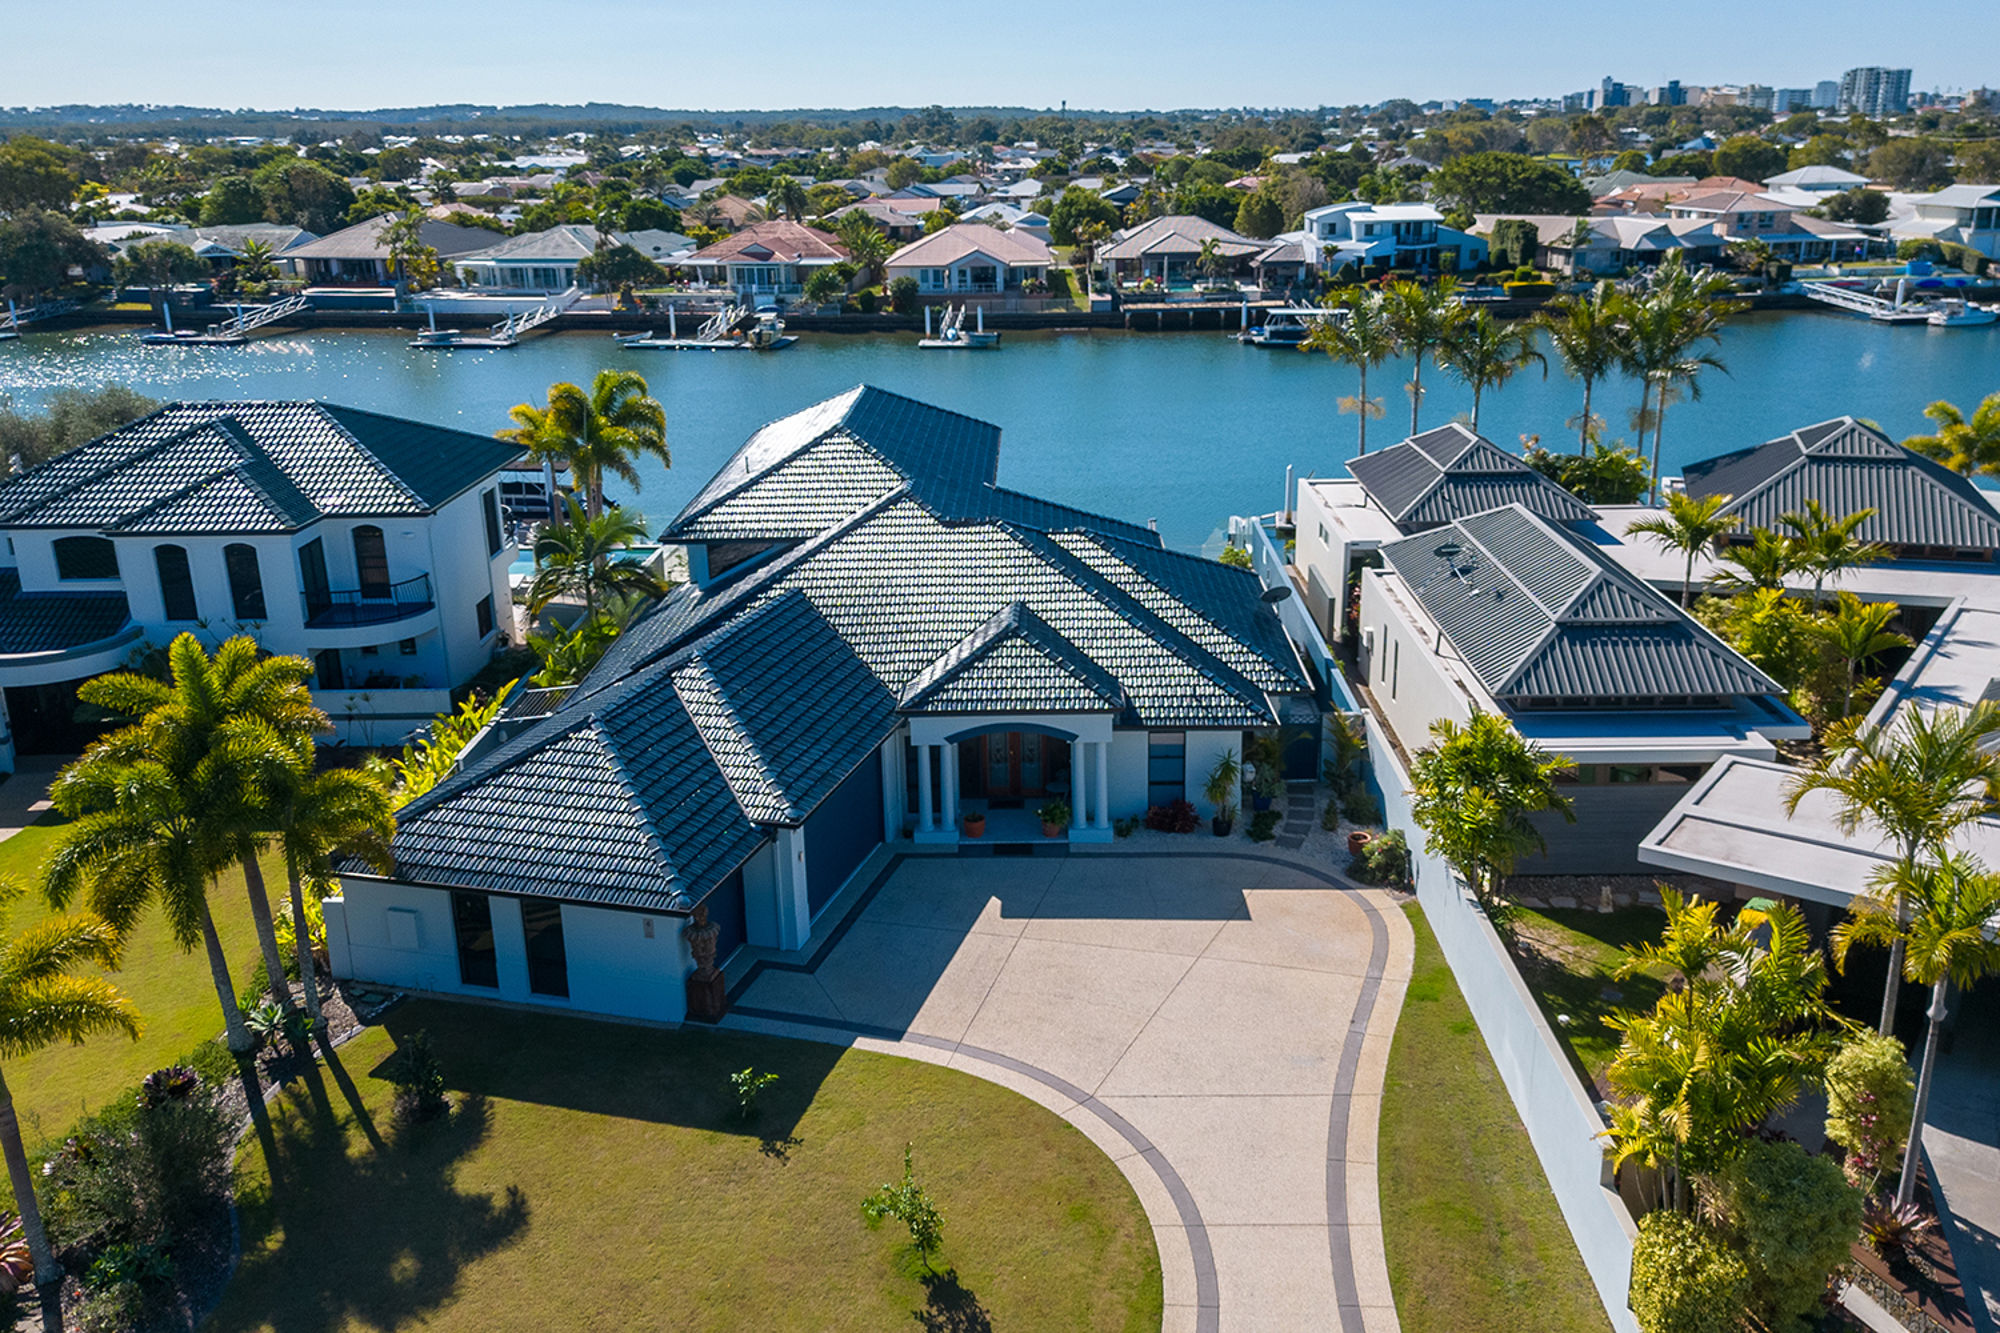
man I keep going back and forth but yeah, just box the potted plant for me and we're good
[1037,800,1070,837]
[1203,750,1241,837]
[963,810,986,838]
[1244,733,1285,812]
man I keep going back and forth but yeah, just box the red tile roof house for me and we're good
[676,221,851,303]
[884,224,1054,297]
[1664,190,1876,261]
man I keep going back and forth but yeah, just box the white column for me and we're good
[1094,740,1111,830]
[941,744,959,832]
[1070,749,1087,833]
[916,741,934,833]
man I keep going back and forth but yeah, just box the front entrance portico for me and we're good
[905,714,1116,845]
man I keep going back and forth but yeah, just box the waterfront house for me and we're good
[1884,183,2000,260]
[0,401,522,765]
[322,385,1311,1024]
[675,221,850,302]
[1096,215,1268,286]
[452,224,694,292]
[1301,202,1487,275]
[285,216,497,285]
[884,224,1053,295]
[1474,214,1724,276]
[1662,189,1875,261]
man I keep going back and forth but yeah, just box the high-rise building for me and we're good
[1813,80,1841,109]
[1771,88,1813,114]
[1587,77,1630,111]
[1648,81,1686,107]
[1838,67,1912,117]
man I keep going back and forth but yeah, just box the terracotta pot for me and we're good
[963,814,985,838]
[1348,831,1374,857]
[1041,821,1061,838]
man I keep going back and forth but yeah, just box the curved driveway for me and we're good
[722,846,1414,1333]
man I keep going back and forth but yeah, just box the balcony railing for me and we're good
[302,573,434,628]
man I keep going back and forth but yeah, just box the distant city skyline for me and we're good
[8,0,1994,114]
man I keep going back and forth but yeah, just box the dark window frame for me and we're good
[53,535,119,580]
[223,543,267,620]
[520,898,570,998]
[482,489,504,557]
[1147,730,1187,808]
[153,544,198,620]
[474,594,495,638]
[352,525,390,600]
[451,892,499,989]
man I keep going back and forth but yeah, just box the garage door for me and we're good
[803,757,884,919]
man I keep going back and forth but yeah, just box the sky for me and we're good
[3,0,1993,112]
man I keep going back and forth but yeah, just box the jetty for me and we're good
[1798,279,1939,324]
[917,303,1000,349]
[0,298,77,341]
[613,302,794,350]
[411,286,579,349]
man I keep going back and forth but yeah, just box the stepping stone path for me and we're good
[1276,789,1317,850]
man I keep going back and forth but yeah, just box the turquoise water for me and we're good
[3,313,1996,551]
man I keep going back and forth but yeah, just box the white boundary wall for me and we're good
[1364,710,1641,1333]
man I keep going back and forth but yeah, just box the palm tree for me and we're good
[767,175,809,222]
[1195,237,1228,288]
[1381,277,1464,436]
[1787,702,2000,1033]
[1439,308,1546,430]
[270,752,395,1033]
[1304,291,1396,454]
[1621,255,1740,503]
[1903,393,2000,476]
[1627,492,1739,606]
[1833,852,2000,1207]
[526,497,672,617]
[1536,282,1627,450]
[501,370,668,519]
[233,237,278,286]
[835,216,891,286]
[1819,592,1911,720]
[0,882,138,1298]
[1780,500,1884,604]
[1713,528,1801,591]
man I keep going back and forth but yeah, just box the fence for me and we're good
[1362,709,1642,1333]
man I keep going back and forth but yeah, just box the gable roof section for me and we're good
[682,220,847,264]
[1347,424,1597,531]
[899,601,1125,714]
[1681,417,2000,550]
[887,224,1054,269]
[1098,215,1268,261]
[1380,505,1777,704]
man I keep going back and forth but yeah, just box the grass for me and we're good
[1380,904,1612,1333]
[1,814,271,1141]
[1508,905,1670,1098]
[210,1001,1163,1333]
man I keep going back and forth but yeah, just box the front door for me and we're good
[977,732,1057,801]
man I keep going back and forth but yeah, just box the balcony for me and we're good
[302,573,434,628]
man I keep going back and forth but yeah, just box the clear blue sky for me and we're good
[9,0,1993,112]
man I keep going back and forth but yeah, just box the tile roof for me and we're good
[0,402,525,534]
[1346,424,1598,532]
[285,214,497,261]
[1681,417,2000,550]
[0,569,132,658]
[1097,215,1269,261]
[886,224,1054,269]
[899,602,1126,714]
[1380,505,1777,705]
[681,220,847,264]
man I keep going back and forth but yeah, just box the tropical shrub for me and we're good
[1342,787,1381,826]
[888,275,919,313]
[1145,800,1199,833]
[388,1029,450,1124]
[1628,1210,1751,1333]
[1525,440,1653,505]
[1824,1031,1916,1189]
[1711,1138,1863,1333]
[1248,809,1282,842]
[1349,829,1411,888]
[1321,799,1341,832]
[729,1067,779,1121]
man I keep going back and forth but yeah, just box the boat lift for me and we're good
[0,297,76,341]
[1798,279,1940,325]
[918,303,999,349]
[412,286,580,349]
[613,301,795,350]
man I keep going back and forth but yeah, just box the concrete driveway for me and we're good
[722,846,1414,1333]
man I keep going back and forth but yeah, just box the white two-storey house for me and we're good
[0,401,525,766]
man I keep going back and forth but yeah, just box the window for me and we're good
[474,595,495,638]
[352,525,390,599]
[223,543,266,620]
[1147,731,1186,808]
[1656,763,1707,784]
[53,536,118,580]
[1554,764,1597,785]
[482,489,503,556]
[153,544,197,620]
[520,899,570,998]
[1608,764,1651,784]
[315,649,343,690]
[298,538,330,619]
[451,892,499,988]
[399,637,417,656]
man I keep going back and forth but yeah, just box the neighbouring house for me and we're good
[284,215,498,285]
[1301,202,1487,275]
[675,220,850,302]
[1250,236,1315,294]
[1884,183,2000,260]
[1584,169,1692,199]
[452,224,694,292]
[884,224,1053,295]
[0,402,523,764]
[322,385,1311,1024]
[1096,215,1268,286]
[827,198,926,243]
[1474,214,1724,276]
[1663,189,1876,261]
[959,203,1053,243]
[1762,165,1871,194]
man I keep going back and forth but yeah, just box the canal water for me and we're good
[2,312,1996,551]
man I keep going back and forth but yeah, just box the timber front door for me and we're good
[969,731,1067,801]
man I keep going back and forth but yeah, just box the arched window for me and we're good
[352,525,390,599]
[153,544,197,620]
[53,536,119,580]
[223,543,266,620]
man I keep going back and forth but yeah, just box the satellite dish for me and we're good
[1260,586,1293,605]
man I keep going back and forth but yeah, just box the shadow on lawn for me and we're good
[916,1268,994,1333]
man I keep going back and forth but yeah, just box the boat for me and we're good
[1926,297,1998,328]
[408,300,519,349]
[1239,306,1325,348]
[617,302,795,350]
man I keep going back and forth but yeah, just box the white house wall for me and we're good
[1357,569,1475,754]
[1183,729,1243,819]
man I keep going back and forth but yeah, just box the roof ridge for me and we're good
[311,404,430,512]
[209,416,321,527]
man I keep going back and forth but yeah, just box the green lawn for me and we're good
[1,815,269,1141]
[210,1002,1163,1333]
[1509,905,1669,1098]
[1380,904,1612,1333]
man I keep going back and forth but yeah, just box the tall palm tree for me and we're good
[1819,592,1912,721]
[835,216,891,286]
[1304,291,1396,454]
[1780,500,1885,604]
[270,751,395,1032]
[1787,702,2000,1033]
[0,883,138,1298]
[1535,281,1627,450]
[526,497,672,617]
[501,370,668,519]
[233,237,278,286]
[1195,237,1228,288]
[1621,256,1740,503]
[1439,308,1546,430]
[1381,277,1464,436]
[1833,852,2000,1207]
[1713,528,1802,591]
[766,175,809,222]
[1903,393,2000,476]
[1627,491,1739,606]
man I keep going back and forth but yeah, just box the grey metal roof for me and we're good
[1347,425,1598,532]
[0,402,525,535]
[0,569,132,657]
[1380,505,1778,705]
[1681,417,2000,551]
